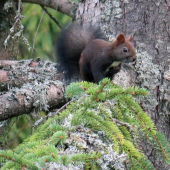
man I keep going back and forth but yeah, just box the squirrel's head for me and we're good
[112,34,136,63]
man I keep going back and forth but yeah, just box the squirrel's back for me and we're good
[56,23,106,79]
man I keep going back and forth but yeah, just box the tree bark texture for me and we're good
[0,0,20,60]
[76,0,170,169]
[0,59,65,121]
[0,59,64,91]
[0,80,66,121]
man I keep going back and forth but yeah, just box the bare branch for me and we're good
[112,118,132,131]
[49,100,72,117]
[20,0,78,18]
[0,80,66,121]
[31,11,45,56]
[40,5,62,29]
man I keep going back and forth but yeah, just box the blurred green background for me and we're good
[6,3,72,149]
[19,3,72,61]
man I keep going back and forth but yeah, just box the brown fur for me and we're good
[79,34,136,83]
[57,24,136,83]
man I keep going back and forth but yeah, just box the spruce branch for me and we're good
[124,97,168,161]
[0,150,38,170]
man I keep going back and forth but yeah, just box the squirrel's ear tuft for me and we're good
[116,34,125,45]
[128,35,133,42]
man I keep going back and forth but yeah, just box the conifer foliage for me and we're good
[1,78,170,169]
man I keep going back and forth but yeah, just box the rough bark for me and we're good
[76,0,170,169]
[0,0,19,60]
[0,59,64,91]
[0,59,65,121]
[0,80,66,121]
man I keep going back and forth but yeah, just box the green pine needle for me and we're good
[1,79,170,170]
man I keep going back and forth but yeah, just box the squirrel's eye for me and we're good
[123,47,128,53]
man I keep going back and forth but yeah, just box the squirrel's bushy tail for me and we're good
[56,23,106,80]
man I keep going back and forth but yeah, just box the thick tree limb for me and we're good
[19,0,78,18]
[0,60,19,67]
[0,80,66,121]
[0,60,64,91]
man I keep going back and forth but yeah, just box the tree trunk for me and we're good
[77,0,170,169]
[0,0,20,60]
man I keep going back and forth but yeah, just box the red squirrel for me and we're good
[57,23,136,84]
